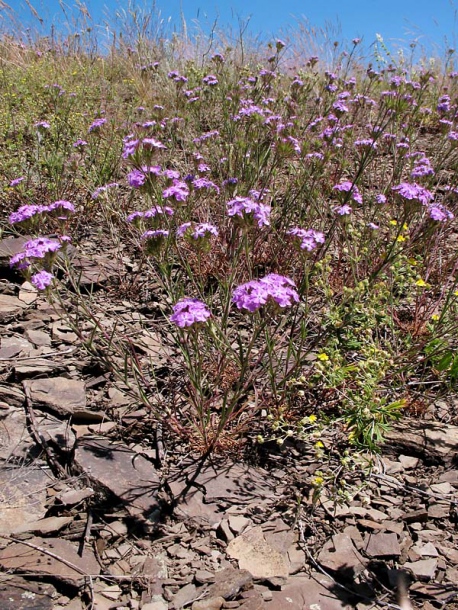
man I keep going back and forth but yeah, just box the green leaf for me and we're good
[436,352,453,372]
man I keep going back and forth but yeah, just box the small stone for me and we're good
[411,542,438,557]
[403,509,428,523]
[172,583,197,608]
[207,567,253,600]
[364,533,400,557]
[427,503,449,519]
[226,528,289,579]
[398,455,419,469]
[317,533,365,573]
[18,281,38,305]
[0,295,28,322]
[25,329,52,346]
[194,569,215,584]
[192,597,225,610]
[0,536,100,586]
[228,515,251,535]
[404,558,437,580]
[23,377,87,416]
[217,519,234,542]
[139,600,168,610]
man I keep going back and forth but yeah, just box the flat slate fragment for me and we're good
[0,537,100,586]
[73,438,160,516]
[364,532,401,557]
[23,377,86,416]
[0,576,56,610]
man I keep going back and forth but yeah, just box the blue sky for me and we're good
[3,0,458,57]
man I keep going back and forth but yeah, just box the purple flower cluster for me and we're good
[10,237,63,270]
[177,222,218,240]
[232,274,299,312]
[34,120,50,129]
[127,206,174,224]
[410,155,434,178]
[429,205,454,222]
[88,118,107,132]
[91,183,119,199]
[9,201,75,225]
[127,165,162,188]
[10,176,25,187]
[170,298,211,328]
[31,270,54,290]
[141,229,169,240]
[203,74,218,86]
[333,181,363,204]
[226,197,271,227]
[162,180,189,202]
[192,177,220,193]
[287,227,325,251]
[392,182,434,205]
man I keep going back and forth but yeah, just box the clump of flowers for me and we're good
[392,182,433,205]
[232,274,299,312]
[31,270,54,290]
[287,227,325,251]
[170,298,211,327]
[333,180,363,204]
[141,229,169,254]
[226,196,271,227]
[10,237,65,270]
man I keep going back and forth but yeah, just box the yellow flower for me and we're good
[402,223,409,231]
[389,219,398,225]
[312,476,324,486]
[314,440,324,448]
[431,314,440,321]
[317,353,329,361]
[396,235,406,242]
[454,290,458,297]
[309,414,317,423]
[415,278,426,287]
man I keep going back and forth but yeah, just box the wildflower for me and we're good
[88,118,107,132]
[34,120,50,129]
[73,139,88,148]
[142,137,166,150]
[31,270,54,290]
[10,237,62,270]
[317,353,329,361]
[122,137,140,158]
[170,298,211,328]
[162,180,189,202]
[91,183,119,199]
[10,176,25,187]
[429,205,454,222]
[128,169,147,188]
[141,229,169,254]
[203,74,218,86]
[392,182,433,205]
[368,222,380,229]
[275,39,286,50]
[375,193,386,204]
[232,274,299,312]
[192,177,220,193]
[226,196,271,228]
[335,204,352,215]
[431,314,440,321]
[47,200,75,215]
[287,227,325,251]
[9,204,46,225]
[415,278,427,287]
[141,229,169,239]
[333,180,363,204]
[144,205,174,219]
[162,169,180,181]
